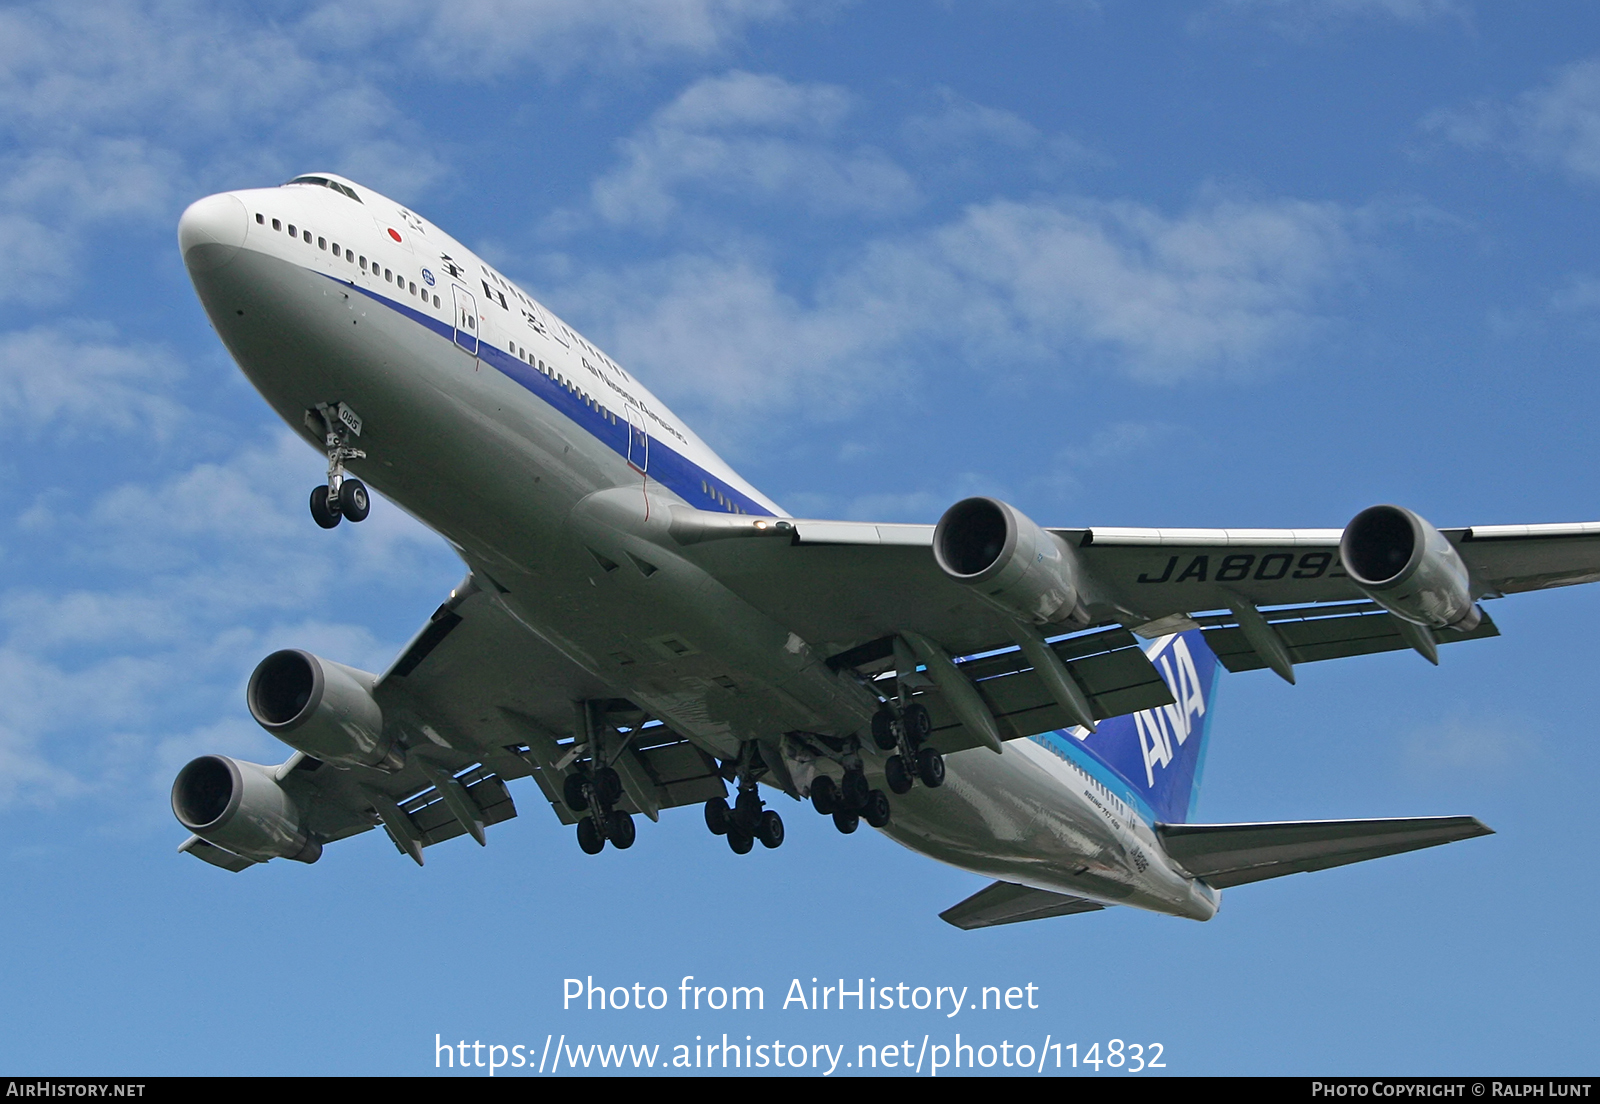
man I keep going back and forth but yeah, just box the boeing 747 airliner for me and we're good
[170,173,1597,927]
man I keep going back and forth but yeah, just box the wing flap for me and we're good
[178,834,259,872]
[1157,816,1493,889]
[848,626,1175,755]
[400,769,518,848]
[939,880,1107,929]
[1195,601,1500,673]
[631,735,727,809]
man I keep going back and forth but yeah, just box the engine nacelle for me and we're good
[1340,505,1480,631]
[171,754,321,863]
[246,649,398,769]
[933,497,1085,625]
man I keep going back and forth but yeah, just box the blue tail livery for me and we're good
[1038,629,1221,825]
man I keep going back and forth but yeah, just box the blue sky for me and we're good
[2,0,1598,1077]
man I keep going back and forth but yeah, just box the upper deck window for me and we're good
[284,176,364,203]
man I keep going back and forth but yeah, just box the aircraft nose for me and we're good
[178,192,248,273]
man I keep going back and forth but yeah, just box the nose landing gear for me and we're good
[307,402,371,528]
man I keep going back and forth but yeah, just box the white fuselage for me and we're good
[179,177,1218,922]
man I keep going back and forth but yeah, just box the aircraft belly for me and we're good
[880,741,1216,919]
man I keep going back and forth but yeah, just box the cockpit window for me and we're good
[284,176,363,203]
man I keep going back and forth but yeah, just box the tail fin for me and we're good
[1052,628,1221,824]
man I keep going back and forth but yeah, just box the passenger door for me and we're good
[451,285,479,356]
[625,403,648,474]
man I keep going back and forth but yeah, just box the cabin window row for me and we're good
[511,348,622,427]
[699,479,745,513]
[254,212,440,307]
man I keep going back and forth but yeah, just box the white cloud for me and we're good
[0,423,458,809]
[1546,275,1600,315]
[1425,57,1600,184]
[1217,0,1466,28]
[0,0,444,292]
[902,90,1113,168]
[299,0,792,77]
[565,192,1357,439]
[583,71,919,229]
[1402,717,1535,774]
[0,325,185,438]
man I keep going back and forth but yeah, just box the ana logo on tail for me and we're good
[1132,635,1207,787]
[1066,629,1222,824]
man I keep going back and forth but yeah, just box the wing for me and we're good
[681,515,1600,729]
[675,512,1600,752]
[179,574,726,871]
[695,516,1600,636]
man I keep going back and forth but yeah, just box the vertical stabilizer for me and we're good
[1046,629,1222,824]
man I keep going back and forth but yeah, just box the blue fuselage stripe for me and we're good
[1030,730,1159,826]
[344,276,777,519]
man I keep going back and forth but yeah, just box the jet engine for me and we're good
[1339,505,1480,631]
[933,496,1086,625]
[246,649,400,769]
[171,754,321,863]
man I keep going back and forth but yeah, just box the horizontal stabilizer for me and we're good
[1157,815,1492,889]
[939,880,1107,930]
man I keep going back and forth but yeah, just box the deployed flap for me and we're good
[178,835,258,872]
[837,626,1177,757]
[1157,816,1493,889]
[940,880,1107,929]
[399,766,517,848]
[625,726,728,813]
[1195,601,1499,673]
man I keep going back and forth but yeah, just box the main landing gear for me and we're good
[307,402,370,529]
[564,765,637,854]
[808,763,892,834]
[562,701,638,854]
[702,743,784,855]
[871,702,945,796]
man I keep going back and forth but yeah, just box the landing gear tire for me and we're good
[704,797,730,835]
[607,810,636,850]
[832,810,859,835]
[309,485,341,529]
[810,776,839,815]
[756,810,785,849]
[563,773,590,813]
[902,703,933,745]
[916,746,946,789]
[871,708,899,751]
[733,789,763,833]
[841,769,870,811]
[576,816,604,854]
[884,754,913,795]
[338,478,370,522]
[862,789,892,829]
[727,828,754,855]
[594,766,623,806]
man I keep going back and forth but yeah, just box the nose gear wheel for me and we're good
[307,402,370,528]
